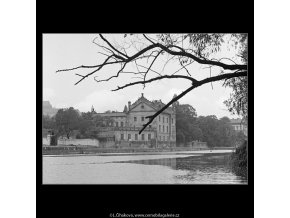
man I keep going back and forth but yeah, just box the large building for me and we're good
[94,93,176,148]
[230,118,247,136]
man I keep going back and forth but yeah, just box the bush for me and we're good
[76,133,82,139]
[229,140,247,178]
[50,135,58,146]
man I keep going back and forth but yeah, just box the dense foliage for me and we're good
[55,107,80,139]
[223,34,248,119]
[43,103,246,148]
[229,140,247,178]
[43,107,114,139]
[175,104,245,147]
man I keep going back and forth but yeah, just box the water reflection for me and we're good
[113,153,247,184]
[43,152,247,184]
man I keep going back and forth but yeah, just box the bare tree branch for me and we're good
[94,62,127,83]
[178,57,192,76]
[57,38,246,85]
[56,34,248,135]
[56,59,125,73]
[143,50,162,83]
[73,55,117,85]
[138,71,247,134]
[172,60,194,75]
[112,75,197,92]
[136,64,162,76]
[99,34,128,59]
[143,34,155,44]
[161,55,176,73]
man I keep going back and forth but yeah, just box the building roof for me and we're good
[94,93,175,117]
[129,93,174,114]
[96,112,126,117]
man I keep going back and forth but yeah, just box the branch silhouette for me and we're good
[56,34,248,134]
[139,71,247,134]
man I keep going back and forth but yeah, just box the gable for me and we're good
[130,101,156,112]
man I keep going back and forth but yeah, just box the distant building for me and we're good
[43,101,58,117]
[230,118,247,136]
[93,93,176,148]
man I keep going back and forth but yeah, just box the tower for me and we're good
[172,94,179,110]
[91,105,95,113]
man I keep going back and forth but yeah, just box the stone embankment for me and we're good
[42,145,235,155]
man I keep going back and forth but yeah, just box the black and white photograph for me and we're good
[7,1,290,217]
[42,33,248,185]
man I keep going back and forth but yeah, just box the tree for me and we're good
[94,115,114,127]
[55,107,80,139]
[77,112,115,139]
[175,104,202,145]
[42,115,55,129]
[77,111,95,138]
[218,116,237,147]
[223,34,248,119]
[57,34,247,133]
[195,115,236,148]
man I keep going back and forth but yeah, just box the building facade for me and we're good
[230,118,248,136]
[94,93,176,148]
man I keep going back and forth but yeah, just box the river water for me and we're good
[42,150,247,184]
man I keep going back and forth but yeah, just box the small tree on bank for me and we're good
[55,107,80,139]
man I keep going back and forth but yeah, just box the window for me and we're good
[134,117,137,122]
[141,134,145,141]
[141,105,144,109]
[141,117,144,121]
[167,126,168,133]
[121,134,124,140]
[167,118,168,123]
[148,134,151,140]
[159,125,161,131]
[116,122,119,127]
[128,134,131,140]
[135,134,138,140]
[163,136,165,141]
[163,125,164,132]
[172,118,173,123]
[121,122,124,127]
[163,117,164,123]
[159,116,161,122]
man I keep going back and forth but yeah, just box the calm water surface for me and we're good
[43,150,247,184]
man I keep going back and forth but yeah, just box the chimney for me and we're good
[128,101,131,110]
[141,93,144,98]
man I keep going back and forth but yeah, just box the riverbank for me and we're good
[42,145,235,156]
[229,141,247,178]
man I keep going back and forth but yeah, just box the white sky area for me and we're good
[43,34,244,119]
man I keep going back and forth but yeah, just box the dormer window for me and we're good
[141,104,144,109]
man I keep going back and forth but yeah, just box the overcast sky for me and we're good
[43,34,243,119]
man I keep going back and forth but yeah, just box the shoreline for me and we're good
[42,146,235,157]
